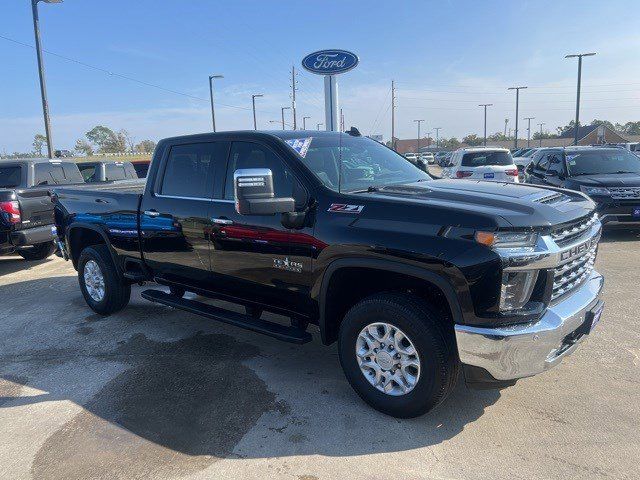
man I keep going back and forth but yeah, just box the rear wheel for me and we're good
[17,241,56,261]
[78,245,131,315]
[338,292,458,418]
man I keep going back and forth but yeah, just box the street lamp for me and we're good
[208,74,223,132]
[566,52,596,145]
[508,86,527,149]
[524,117,535,148]
[413,119,425,154]
[316,123,324,131]
[302,116,311,130]
[538,122,545,147]
[433,127,441,148]
[479,104,492,146]
[281,106,291,130]
[32,0,62,159]
[251,94,263,130]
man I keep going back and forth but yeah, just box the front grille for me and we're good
[550,213,598,246]
[609,187,640,200]
[552,239,598,301]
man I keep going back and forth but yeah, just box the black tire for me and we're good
[338,292,459,418]
[17,241,56,261]
[77,244,131,315]
[169,285,186,298]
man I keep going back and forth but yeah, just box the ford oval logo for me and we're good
[302,49,359,75]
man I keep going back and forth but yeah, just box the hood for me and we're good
[567,172,640,187]
[357,179,594,229]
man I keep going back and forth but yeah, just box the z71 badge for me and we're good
[273,257,303,273]
[328,204,364,214]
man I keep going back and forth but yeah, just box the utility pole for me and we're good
[302,116,310,130]
[340,108,344,131]
[391,80,396,150]
[251,94,263,130]
[479,104,492,146]
[413,120,425,154]
[426,132,433,146]
[433,127,441,148]
[290,65,297,130]
[32,0,62,159]
[208,74,223,132]
[504,118,509,137]
[508,86,527,149]
[317,123,323,131]
[566,52,596,145]
[524,117,535,147]
[538,122,545,147]
[281,106,291,130]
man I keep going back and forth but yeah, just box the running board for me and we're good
[141,289,312,344]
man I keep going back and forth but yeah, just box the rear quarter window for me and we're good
[0,165,22,188]
[461,151,513,167]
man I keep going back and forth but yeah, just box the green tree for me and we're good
[590,119,616,131]
[32,134,47,156]
[439,137,460,149]
[462,134,483,146]
[488,132,507,141]
[85,125,127,153]
[74,138,94,156]
[621,121,640,135]
[135,139,156,153]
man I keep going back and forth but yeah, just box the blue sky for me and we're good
[1,0,639,153]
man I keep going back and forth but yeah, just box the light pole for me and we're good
[479,104,492,146]
[413,119,425,154]
[426,132,433,147]
[302,116,311,130]
[508,86,527,149]
[208,74,223,132]
[433,127,441,148]
[538,122,545,147]
[566,52,596,145]
[32,0,62,159]
[524,117,535,148]
[281,106,291,130]
[317,123,324,131]
[251,94,263,130]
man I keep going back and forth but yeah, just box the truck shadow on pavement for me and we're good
[0,255,56,277]
[0,277,501,479]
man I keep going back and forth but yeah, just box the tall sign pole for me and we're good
[290,65,297,130]
[302,49,359,132]
[391,80,396,150]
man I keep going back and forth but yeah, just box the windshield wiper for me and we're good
[572,172,600,176]
[614,171,639,174]
[348,185,380,194]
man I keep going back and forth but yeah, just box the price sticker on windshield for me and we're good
[285,137,312,158]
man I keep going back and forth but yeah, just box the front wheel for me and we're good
[17,241,56,261]
[338,292,459,418]
[78,245,131,315]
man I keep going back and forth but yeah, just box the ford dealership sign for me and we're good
[302,49,359,75]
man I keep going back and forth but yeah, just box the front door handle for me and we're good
[211,217,233,225]
[144,210,160,217]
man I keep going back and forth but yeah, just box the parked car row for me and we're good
[1,158,149,261]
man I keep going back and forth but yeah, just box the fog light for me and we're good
[500,270,539,311]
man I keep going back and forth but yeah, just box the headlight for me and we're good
[500,271,539,311]
[580,186,611,196]
[475,231,538,249]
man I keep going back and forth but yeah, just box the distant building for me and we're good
[558,124,629,145]
[394,137,434,154]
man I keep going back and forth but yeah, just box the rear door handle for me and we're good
[144,210,160,217]
[211,217,233,225]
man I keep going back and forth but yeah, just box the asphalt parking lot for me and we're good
[1,229,639,480]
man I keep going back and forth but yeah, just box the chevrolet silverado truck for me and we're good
[1,158,84,260]
[53,129,605,418]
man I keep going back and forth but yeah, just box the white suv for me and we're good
[441,147,519,183]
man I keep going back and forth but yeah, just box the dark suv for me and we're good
[525,146,640,226]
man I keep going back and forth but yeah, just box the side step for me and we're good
[141,289,312,344]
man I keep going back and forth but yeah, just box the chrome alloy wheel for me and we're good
[83,259,105,302]
[355,322,421,396]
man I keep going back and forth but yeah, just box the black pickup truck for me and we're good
[1,158,84,260]
[53,130,605,417]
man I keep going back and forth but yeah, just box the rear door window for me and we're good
[461,151,513,167]
[0,166,22,188]
[34,162,83,185]
[160,142,228,198]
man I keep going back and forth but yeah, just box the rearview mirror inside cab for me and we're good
[234,168,295,215]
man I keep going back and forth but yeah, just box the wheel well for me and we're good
[69,227,106,268]
[322,267,454,345]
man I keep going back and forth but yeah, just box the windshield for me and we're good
[289,135,430,192]
[0,165,22,188]
[567,149,640,176]
[461,151,514,167]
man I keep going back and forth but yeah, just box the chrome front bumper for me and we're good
[455,270,604,381]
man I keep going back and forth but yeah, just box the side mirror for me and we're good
[234,168,295,216]
[525,163,534,174]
